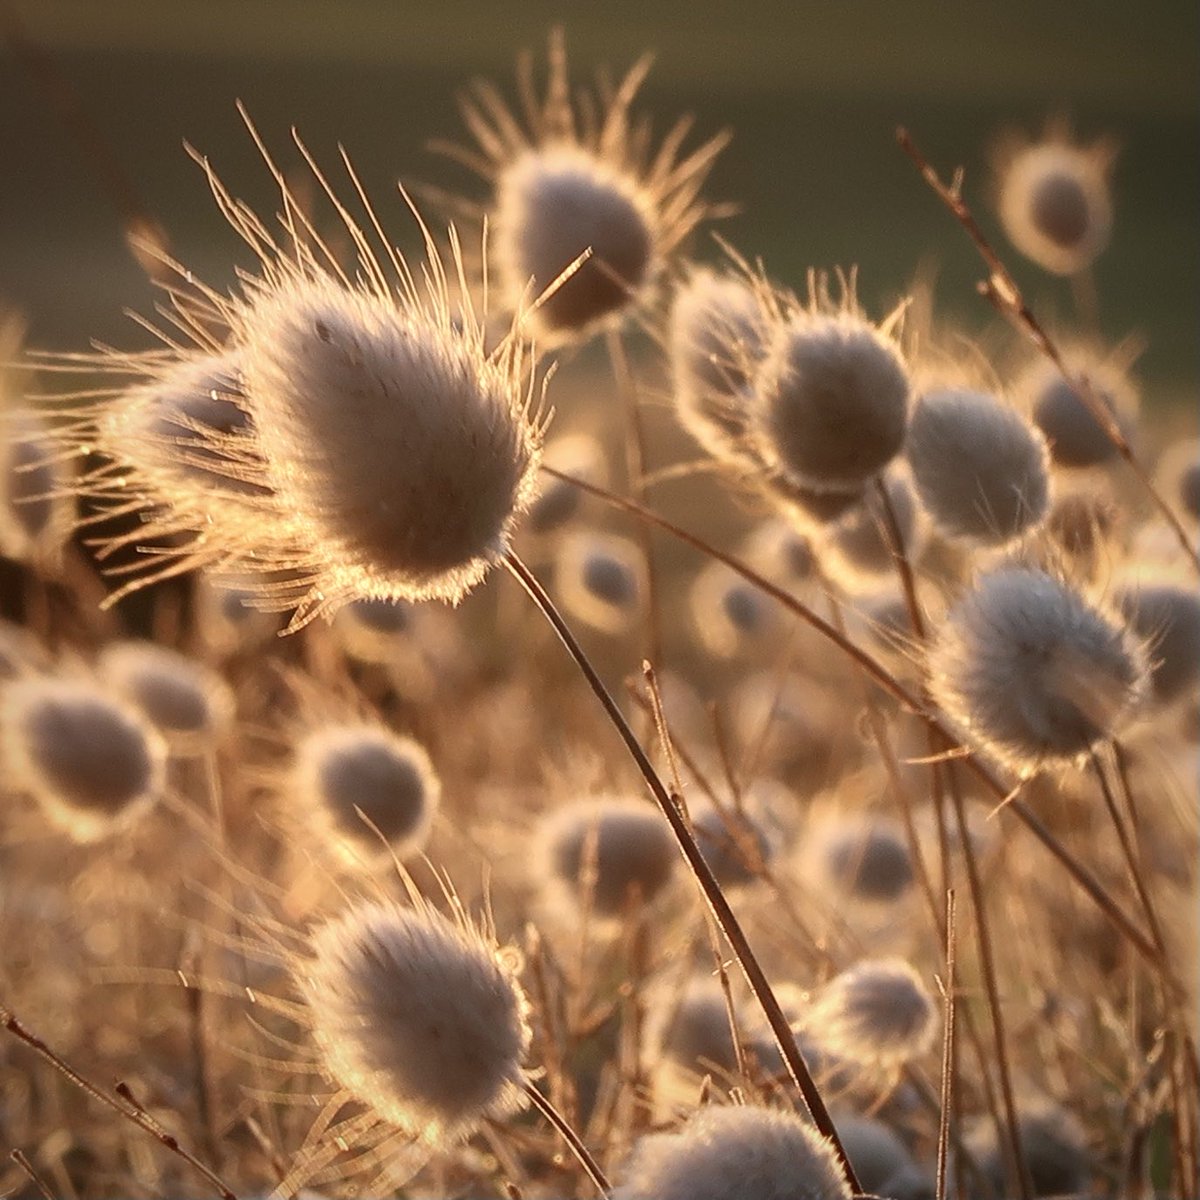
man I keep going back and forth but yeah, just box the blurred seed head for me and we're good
[3,676,166,841]
[297,898,529,1144]
[997,133,1115,275]
[818,817,915,904]
[524,431,606,536]
[822,468,924,592]
[743,519,819,591]
[97,641,233,754]
[907,387,1051,548]
[555,529,645,635]
[692,800,774,888]
[1116,580,1200,707]
[1154,435,1200,526]
[537,797,676,917]
[1018,347,1138,469]
[670,269,765,460]
[194,571,284,657]
[294,723,440,862]
[962,1102,1090,1199]
[927,565,1147,773]
[807,958,937,1070]
[1040,486,1123,579]
[444,29,727,346]
[613,1103,852,1200]
[834,1113,929,1200]
[690,559,783,659]
[752,302,910,496]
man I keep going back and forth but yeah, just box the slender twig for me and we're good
[895,126,1200,576]
[936,891,958,1200]
[1,1008,237,1199]
[522,1080,611,1197]
[505,553,862,1195]
[9,1149,55,1200]
[542,464,1157,964]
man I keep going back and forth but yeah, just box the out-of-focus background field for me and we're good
[1,0,1197,404]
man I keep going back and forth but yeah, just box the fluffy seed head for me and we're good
[651,977,751,1076]
[555,529,645,635]
[239,272,542,609]
[997,136,1114,275]
[1019,350,1137,469]
[97,641,234,753]
[822,469,923,591]
[962,1103,1090,1200]
[820,818,914,904]
[1,411,69,563]
[613,1103,852,1200]
[1116,581,1200,706]
[524,432,606,535]
[752,309,910,495]
[834,1114,927,1200]
[444,30,727,346]
[2,677,166,840]
[807,958,937,1069]
[538,797,676,917]
[670,270,765,460]
[692,801,773,887]
[906,387,1051,547]
[495,146,654,339]
[1154,435,1200,525]
[927,565,1147,772]
[298,899,529,1144]
[690,560,782,659]
[294,724,440,862]
[194,572,283,655]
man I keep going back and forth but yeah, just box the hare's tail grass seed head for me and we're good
[750,281,910,497]
[296,897,530,1147]
[906,386,1052,548]
[613,1103,853,1200]
[2,675,166,841]
[438,27,728,346]
[806,958,937,1070]
[293,723,440,864]
[927,564,1148,773]
[38,121,547,625]
[995,123,1115,276]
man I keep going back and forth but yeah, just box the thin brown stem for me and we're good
[895,126,1200,576]
[505,553,862,1195]
[543,464,1157,964]
[1,1008,237,1199]
[523,1072,611,1195]
[936,890,957,1200]
[9,1150,56,1200]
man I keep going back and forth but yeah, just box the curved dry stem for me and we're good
[541,464,1158,966]
[504,552,862,1196]
[522,1079,610,1196]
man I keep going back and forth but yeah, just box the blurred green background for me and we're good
[1,0,1197,404]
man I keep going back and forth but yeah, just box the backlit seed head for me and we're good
[822,468,924,591]
[906,387,1051,548]
[1154,435,1200,525]
[690,559,782,659]
[819,817,915,904]
[962,1102,1090,1200]
[752,304,910,495]
[333,596,416,665]
[671,269,766,460]
[650,977,748,1076]
[297,898,529,1144]
[555,529,645,635]
[1041,486,1122,577]
[1,411,70,564]
[524,432,606,536]
[1116,581,1200,706]
[997,132,1115,275]
[537,797,676,917]
[238,271,543,612]
[37,130,545,625]
[194,572,283,656]
[441,29,727,346]
[97,641,234,753]
[743,519,818,591]
[1018,347,1138,469]
[927,565,1147,773]
[613,1104,852,1200]
[692,801,773,888]
[834,1113,927,1200]
[2,676,166,841]
[294,723,440,862]
[807,958,937,1069]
